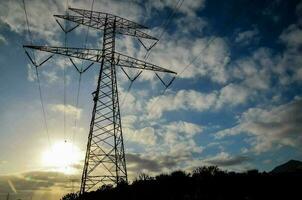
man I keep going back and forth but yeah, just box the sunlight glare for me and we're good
[42,141,81,174]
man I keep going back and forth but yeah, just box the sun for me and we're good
[42,141,82,174]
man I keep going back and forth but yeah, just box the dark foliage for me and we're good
[61,166,301,200]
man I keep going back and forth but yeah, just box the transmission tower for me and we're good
[24,7,176,194]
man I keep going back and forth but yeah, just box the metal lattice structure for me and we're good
[24,7,176,195]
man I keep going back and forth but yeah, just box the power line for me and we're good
[120,0,183,109]
[71,0,95,144]
[158,0,184,40]
[22,0,51,148]
[35,67,52,147]
[144,0,184,60]
[122,0,183,143]
[63,0,69,143]
[146,0,253,115]
[72,73,82,142]
[22,0,33,46]
[83,0,95,50]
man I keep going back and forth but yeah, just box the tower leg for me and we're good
[80,16,127,195]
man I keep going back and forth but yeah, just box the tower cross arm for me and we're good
[69,7,147,29]
[23,45,176,74]
[54,9,157,40]
[111,52,177,74]
[23,45,104,63]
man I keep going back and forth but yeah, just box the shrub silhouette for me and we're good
[61,165,301,200]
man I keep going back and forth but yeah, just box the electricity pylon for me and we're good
[24,7,176,194]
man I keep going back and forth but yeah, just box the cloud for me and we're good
[27,64,37,82]
[0,0,147,46]
[178,0,206,16]
[203,152,251,167]
[147,89,217,119]
[279,24,302,49]
[176,15,207,35]
[124,126,157,146]
[119,86,143,115]
[0,160,7,166]
[146,84,252,119]
[230,48,273,90]
[165,121,203,137]
[194,38,230,83]
[119,115,205,173]
[128,152,207,179]
[142,35,230,84]
[127,153,181,175]
[0,0,64,45]
[0,170,79,199]
[150,0,205,17]
[0,34,7,45]
[50,104,82,119]
[162,133,203,157]
[2,0,230,86]
[156,121,204,158]
[277,22,302,84]
[216,98,302,153]
[215,83,249,109]
[235,28,259,45]
[41,70,59,84]
[122,115,138,128]
[127,151,251,176]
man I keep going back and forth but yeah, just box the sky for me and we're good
[0,0,302,199]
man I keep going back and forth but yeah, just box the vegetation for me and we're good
[62,165,301,200]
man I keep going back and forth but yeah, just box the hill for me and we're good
[271,159,302,173]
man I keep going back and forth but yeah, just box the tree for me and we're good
[61,192,79,200]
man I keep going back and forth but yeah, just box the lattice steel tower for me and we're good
[24,7,176,194]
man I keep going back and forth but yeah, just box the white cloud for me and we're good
[123,119,204,168]
[151,121,204,158]
[277,25,302,84]
[0,0,65,45]
[0,34,7,45]
[279,24,302,49]
[179,0,205,16]
[27,64,36,82]
[215,83,249,109]
[216,98,302,154]
[1,0,231,86]
[50,104,82,119]
[235,28,259,45]
[41,70,59,84]
[150,0,205,17]
[196,38,230,83]
[147,89,217,119]
[176,15,207,35]
[230,48,273,91]
[119,86,143,115]
[147,84,252,119]
[0,0,147,46]
[122,115,138,128]
[124,126,157,146]
[140,35,230,84]
[165,121,203,137]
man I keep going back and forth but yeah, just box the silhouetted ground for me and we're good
[62,162,302,200]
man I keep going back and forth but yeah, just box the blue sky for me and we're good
[0,0,302,199]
